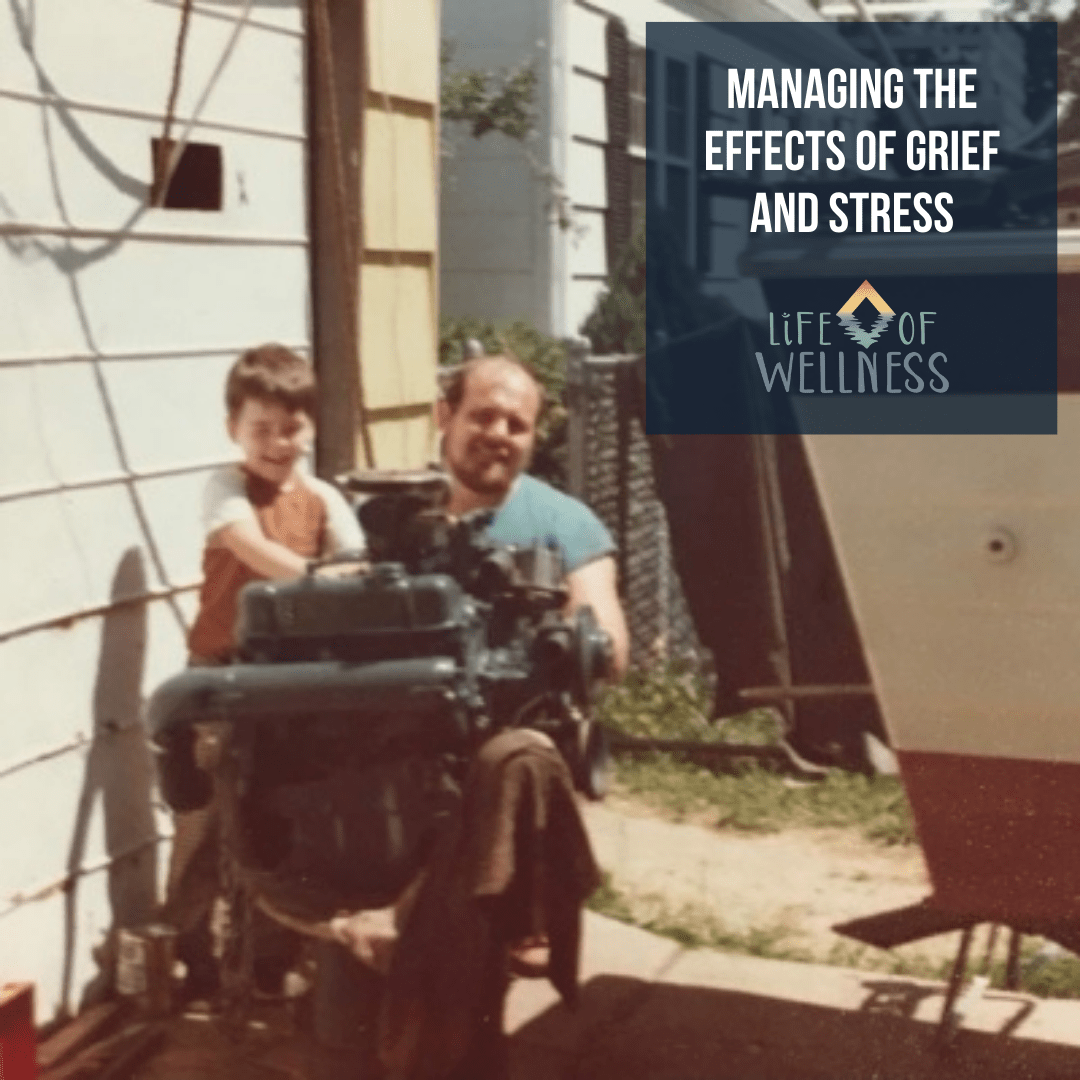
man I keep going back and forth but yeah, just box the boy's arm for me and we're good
[212,520,310,580]
[203,466,315,580]
[308,476,366,555]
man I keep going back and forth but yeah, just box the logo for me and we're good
[757,283,945,397]
[836,280,895,348]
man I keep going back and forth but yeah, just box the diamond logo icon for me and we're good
[836,280,895,348]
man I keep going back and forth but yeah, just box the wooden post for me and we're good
[308,0,368,474]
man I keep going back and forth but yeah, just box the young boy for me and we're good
[188,342,363,662]
[165,343,363,995]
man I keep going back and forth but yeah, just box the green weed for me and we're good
[1018,955,1080,999]
[588,877,812,963]
[612,753,917,846]
[594,666,916,844]
[588,872,635,924]
[594,664,719,742]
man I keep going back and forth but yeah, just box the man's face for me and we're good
[438,361,541,498]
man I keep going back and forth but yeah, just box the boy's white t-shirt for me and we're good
[202,464,364,555]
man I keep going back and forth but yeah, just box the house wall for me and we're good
[568,9,845,327]
[440,0,827,338]
[0,0,310,1021]
[564,1,614,337]
[439,0,555,331]
[440,0,700,338]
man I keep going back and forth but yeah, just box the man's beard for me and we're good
[451,443,532,496]
[458,459,516,495]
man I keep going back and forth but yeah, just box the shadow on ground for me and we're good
[509,974,1080,1080]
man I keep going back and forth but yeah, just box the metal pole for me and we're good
[565,338,590,500]
[657,510,670,660]
[750,432,793,727]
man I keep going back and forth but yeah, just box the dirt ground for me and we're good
[582,794,967,974]
[125,798,1053,1080]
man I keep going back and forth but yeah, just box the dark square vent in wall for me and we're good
[151,138,223,210]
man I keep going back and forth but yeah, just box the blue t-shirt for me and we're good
[485,474,615,573]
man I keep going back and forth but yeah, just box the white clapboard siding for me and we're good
[0,100,307,239]
[0,0,305,137]
[153,0,305,39]
[0,241,309,358]
[99,354,238,473]
[0,600,189,772]
[568,4,607,78]
[0,487,151,634]
[570,74,607,145]
[0,363,123,495]
[1,856,163,1016]
[568,210,608,278]
[135,469,219,585]
[598,0,702,43]
[567,141,606,213]
[0,739,159,910]
[0,0,310,1021]
[0,622,106,769]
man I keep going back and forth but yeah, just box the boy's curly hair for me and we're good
[225,344,316,418]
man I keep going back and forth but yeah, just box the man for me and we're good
[332,353,628,1080]
[437,353,630,677]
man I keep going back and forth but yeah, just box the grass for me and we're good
[613,755,917,845]
[588,873,813,963]
[595,665,916,846]
[594,664,719,743]
[588,873,938,974]
[1025,959,1080,999]
[589,667,1080,999]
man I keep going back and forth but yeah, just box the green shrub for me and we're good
[594,663,715,742]
[441,60,538,141]
[580,228,645,355]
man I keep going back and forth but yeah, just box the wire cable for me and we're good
[151,0,194,206]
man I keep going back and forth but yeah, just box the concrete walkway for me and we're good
[133,913,1080,1079]
[506,912,1080,1079]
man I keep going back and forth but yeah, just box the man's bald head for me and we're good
[442,354,545,420]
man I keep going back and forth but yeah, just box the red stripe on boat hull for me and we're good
[897,751,1080,923]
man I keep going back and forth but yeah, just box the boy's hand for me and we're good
[313,560,370,579]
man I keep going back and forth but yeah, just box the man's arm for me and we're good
[566,555,629,681]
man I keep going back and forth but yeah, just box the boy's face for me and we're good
[228,397,312,486]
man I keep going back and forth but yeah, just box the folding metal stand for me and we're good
[834,902,1034,1047]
